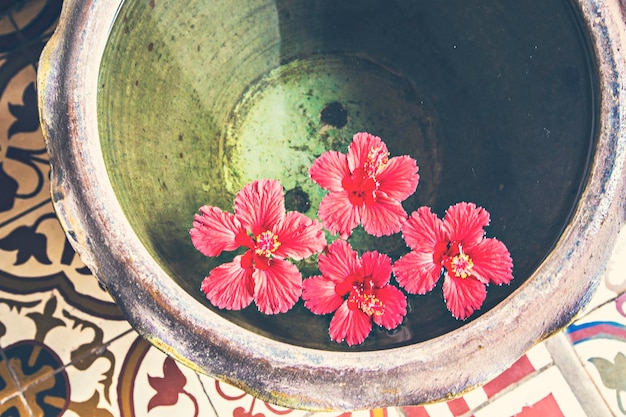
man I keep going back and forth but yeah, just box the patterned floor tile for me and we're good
[469,366,587,417]
[115,333,219,417]
[39,330,220,417]
[0,0,62,225]
[8,0,59,35]
[59,330,409,417]
[110,332,406,417]
[400,342,553,417]
[5,329,139,417]
[0,393,31,417]
[201,377,306,417]
[0,348,24,412]
[0,63,48,223]
[545,332,615,417]
[0,200,125,320]
[0,286,132,408]
[0,0,60,60]
[567,294,626,416]
[0,289,130,358]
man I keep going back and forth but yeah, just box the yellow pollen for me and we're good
[254,230,281,257]
[451,253,474,279]
[360,293,385,316]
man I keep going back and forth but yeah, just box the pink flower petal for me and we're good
[444,202,490,248]
[302,275,344,314]
[469,238,514,285]
[372,285,407,330]
[329,302,372,346]
[190,206,245,257]
[253,258,302,314]
[200,257,254,310]
[317,191,361,239]
[401,206,447,251]
[234,179,285,235]
[347,132,386,174]
[309,150,349,192]
[273,211,326,260]
[317,239,360,283]
[360,251,393,288]
[360,193,407,237]
[376,155,419,202]
[442,274,487,320]
[393,250,442,294]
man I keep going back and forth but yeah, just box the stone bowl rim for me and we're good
[38,0,626,411]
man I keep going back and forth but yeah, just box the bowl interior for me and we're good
[97,0,597,351]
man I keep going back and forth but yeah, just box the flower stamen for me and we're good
[363,146,389,179]
[347,285,385,317]
[254,230,281,258]
[450,252,474,279]
[359,292,385,316]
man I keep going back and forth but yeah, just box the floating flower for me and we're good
[302,239,407,346]
[190,179,326,314]
[393,202,513,320]
[309,132,419,238]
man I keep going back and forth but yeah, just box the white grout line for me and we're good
[544,332,615,417]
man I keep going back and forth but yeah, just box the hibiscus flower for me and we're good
[190,179,327,314]
[309,132,419,239]
[393,202,513,320]
[302,239,407,346]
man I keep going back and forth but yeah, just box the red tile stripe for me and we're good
[447,397,470,415]
[401,406,430,417]
[514,394,565,417]
[483,355,536,398]
[401,354,536,417]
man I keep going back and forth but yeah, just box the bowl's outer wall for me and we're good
[38,0,626,411]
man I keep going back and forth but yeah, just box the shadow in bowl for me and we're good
[98,0,597,351]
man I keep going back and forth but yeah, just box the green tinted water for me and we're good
[98,0,597,350]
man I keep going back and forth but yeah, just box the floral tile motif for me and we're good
[0,0,61,225]
[0,64,48,223]
[113,333,410,417]
[567,293,626,416]
[113,334,218,417]
[201,376,305,417]
[0,287,132,417]
[0,200,124,319]
[74,331,407,417]
[3,326,137,417]
[0,0,119,318]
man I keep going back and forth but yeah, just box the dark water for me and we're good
[99,0,597,351]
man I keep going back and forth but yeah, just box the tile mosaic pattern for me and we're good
[567,294,626,416]
[0,0,625,416]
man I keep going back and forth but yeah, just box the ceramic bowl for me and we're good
[39,0,626,410]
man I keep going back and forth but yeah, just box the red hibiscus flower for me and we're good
[190,179,327,314]
[302,239,407,346]
[393,202,513,320]
[309,132,419,239]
